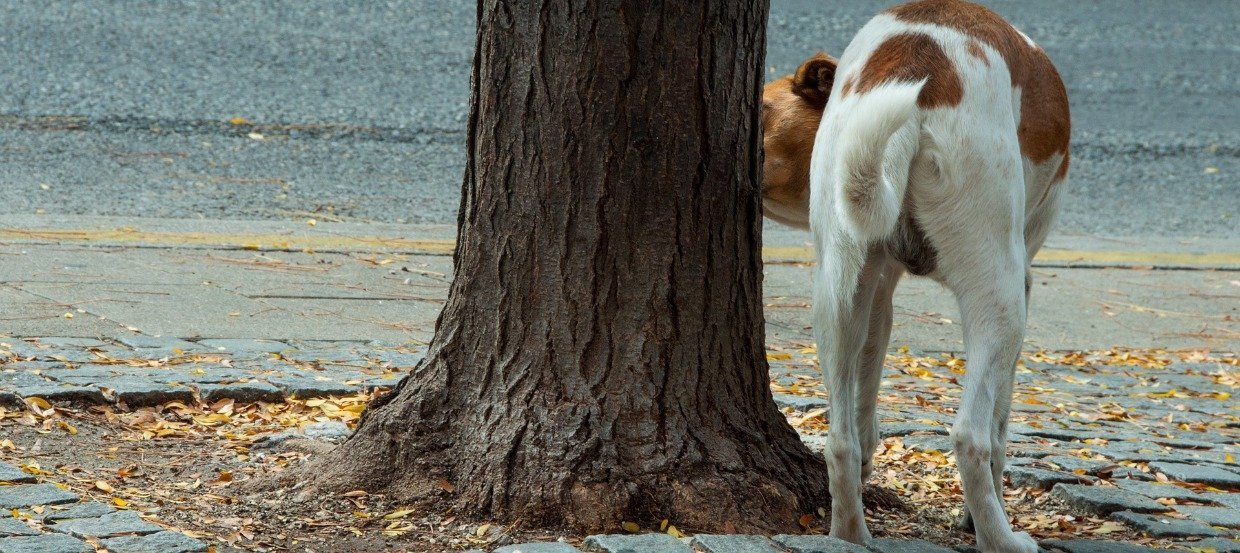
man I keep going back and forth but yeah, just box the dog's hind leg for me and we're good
[946,250,1037,553]
[813,231,887,544]
[857,259,901,480]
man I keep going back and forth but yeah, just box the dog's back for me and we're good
[812,0,1070,271]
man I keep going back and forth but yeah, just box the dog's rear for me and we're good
[762,1,1069,552]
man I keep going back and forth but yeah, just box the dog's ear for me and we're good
[792,53,837,108]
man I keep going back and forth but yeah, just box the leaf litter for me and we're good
[0,347,1234,551]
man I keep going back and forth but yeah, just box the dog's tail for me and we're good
[834,81,924,241]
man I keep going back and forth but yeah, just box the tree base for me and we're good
[260,359,904,535]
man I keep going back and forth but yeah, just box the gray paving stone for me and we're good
[0,485,79,509]
[879,422,947,439]
[1179,538,1240,552]
[771,534,868,553]
[1040,539,1164,553]
[1112,479,1208,503]
[264,375,358,398]
[196,382,283,403]
[493,542,583,553]
[1173,505,1240,529]
[1027,456,1112,475]
[1149,437,1216,450]
[1149,462,1240,488]
[148,367,252,385]
[100,531,209,553]
[112,336,198,350]
[1009,424,1109,443]
[1202,493,1240,510]
[281,349,368,364]
[34,338,105,349]
[0,372,54,388]
[690,534,781,553]
[582,533,691,553]
[39,366,125,385]
[0,461,36,484]
[902,435,954,453]
[0,518,39,537]
[13,385,105,405]
[34,350,97,364]
[96,379,194,407]
[50,510,162,538]
[196,339,290,353]
[1112,511,1226,538]
[37,503,116,522]
[1051,484,1169,515]
[1006,466,1098,490]
[0,533,91,553]
[772,393,828,411]
[367,350,426,368]
[866,538,955,553]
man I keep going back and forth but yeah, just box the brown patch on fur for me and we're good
[888,0,1070,163]
[841,77,855,97]
[965,40,989,65]
[854,33,963,109]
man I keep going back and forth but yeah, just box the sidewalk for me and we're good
[0,215,1237,552]
[0,215,1236,351]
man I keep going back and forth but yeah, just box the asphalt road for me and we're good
[0,1,1235,238]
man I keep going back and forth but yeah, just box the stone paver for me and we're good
[582,533,692,553]
[690,534,781,552]
[1149,462,1240,489]
[0,485,78,509]
[1051,484,1169,515]
[1007,466,1098,490]
[0,533,91,553]
[493,543,583,553]
[100,531,209,553]
[773,394,828,411]
[1172,505,1240,529]
[865,538,955,553]
[1040,540,1165,553]
[1111,511,1227,538]
[37,503,115,522]
[1112,479,1208,503]
[1204,493,1240,510]
[770,535,868,553]
[0,461,35,484]
[1180,538,1240,552]
[196,382,284,403]
[97,379,194,407]
[0,519,39,537]
[50,510,162,539]
[11,386,105,406]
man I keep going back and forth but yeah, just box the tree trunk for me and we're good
[299,0,832,533]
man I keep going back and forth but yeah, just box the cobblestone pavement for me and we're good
[1,338,1236,551]
[0,458,207,552]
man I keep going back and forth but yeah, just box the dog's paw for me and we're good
[829,523,872,546]
[980,530,1038,553]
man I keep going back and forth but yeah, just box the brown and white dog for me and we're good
[761,1,1069,551]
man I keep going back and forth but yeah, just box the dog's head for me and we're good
[761,53,837,229]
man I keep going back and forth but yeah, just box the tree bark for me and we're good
[298,0,833,533]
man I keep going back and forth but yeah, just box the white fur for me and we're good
[807,13,1065,553]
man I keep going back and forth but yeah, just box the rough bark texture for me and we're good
[304,0,833,533]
